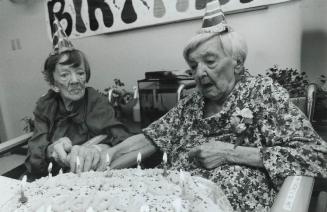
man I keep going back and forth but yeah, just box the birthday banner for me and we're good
[45,0,293,39]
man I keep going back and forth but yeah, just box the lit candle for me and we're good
[105,153,112,177]
[163,152,167,164]
[21,175,27,189]
[48,162,53,178]
[140,204,150,212]
[162,152,168,177]
[106,153,111,170]
[137,152,142,169]
[19,175,28,204]
[213,188,218,204]
[179,170,186,197]
[76,156,81,176]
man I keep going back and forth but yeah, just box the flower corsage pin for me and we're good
[230,108,254,148]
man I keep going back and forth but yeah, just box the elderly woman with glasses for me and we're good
[25,20,131,180]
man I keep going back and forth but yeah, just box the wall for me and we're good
[0,0,302,139]
[0,71,7,142]
[301,0,327,82]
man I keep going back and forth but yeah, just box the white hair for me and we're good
[183,30,248,73]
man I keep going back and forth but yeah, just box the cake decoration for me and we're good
[18,175,27,204]
[48,162,53,178]
[137,152,142,169]
[162,152,168,177]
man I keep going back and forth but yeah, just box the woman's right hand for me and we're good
[188,141,233,169]
[96,147,117,171]
[47,137,72,167]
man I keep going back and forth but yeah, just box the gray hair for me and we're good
[183,31,248,73]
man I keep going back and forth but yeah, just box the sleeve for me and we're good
[255,77,327,188]
[25,111,50,177]
[142,97,186,153]
[86,91,132,146]
[102,126,132,146]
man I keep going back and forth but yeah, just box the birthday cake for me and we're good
[3,169,233,212]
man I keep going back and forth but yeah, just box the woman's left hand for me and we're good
[68,145,101,173]
[188,141,234,169]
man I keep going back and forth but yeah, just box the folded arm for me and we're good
[230,145,264,168]
[189,140,264,169]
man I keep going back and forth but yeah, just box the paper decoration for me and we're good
[45,0,293,39]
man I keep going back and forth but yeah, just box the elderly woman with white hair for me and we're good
[102,1,327,210]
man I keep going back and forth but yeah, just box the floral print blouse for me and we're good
[143,76,327,211]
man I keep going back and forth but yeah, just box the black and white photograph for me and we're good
[0,0,326,211]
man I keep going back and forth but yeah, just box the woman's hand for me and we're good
[188,141,234,169]
[96,147,117,171]
[47,137,72,167]
[68,145,102,173]
[312,144,327,161]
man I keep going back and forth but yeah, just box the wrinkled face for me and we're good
[187,37,237,102]
[53,54,86,103]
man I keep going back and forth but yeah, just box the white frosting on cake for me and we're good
[3,169,233,212]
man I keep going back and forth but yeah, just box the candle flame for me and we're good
[137,152,142,163]
[21,175,27,188]
[106,153,110,164]
[48,162,53,173]
[76,156,80,167]
[163,152,167,164]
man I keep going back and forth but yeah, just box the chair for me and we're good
[272,83,327,212]
[271,176,315,212]
[290,83,317,122]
